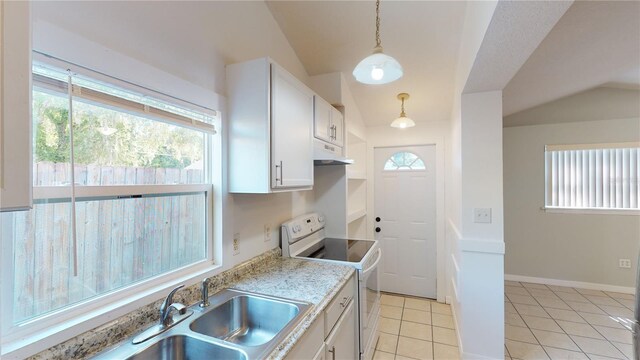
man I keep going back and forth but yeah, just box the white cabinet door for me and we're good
[325,300,356,360]
[314,96,332,143]
[331,107,344,148]
[1,1,32,211]
[313,344,326,360]
[271,64,314,189]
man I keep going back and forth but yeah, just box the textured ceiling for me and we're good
[463,1,572,94]
[267,0,467,126]
[503,1,640,116]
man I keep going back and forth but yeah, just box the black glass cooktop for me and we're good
[298,238,375,263]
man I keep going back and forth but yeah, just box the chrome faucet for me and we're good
[200,278,211,308]
[159,285,187,328]
[132,284,192,344]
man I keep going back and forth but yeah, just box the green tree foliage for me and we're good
[33,90,203,169]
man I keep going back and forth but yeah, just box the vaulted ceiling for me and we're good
[269,0,640,125]
[267,1,467,127]
[33,1,639,128]
[503,0,640,116]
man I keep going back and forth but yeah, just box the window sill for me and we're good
[1,262,223,360]
[542,207,640,216]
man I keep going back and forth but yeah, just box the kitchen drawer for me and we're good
[324,274,355,338]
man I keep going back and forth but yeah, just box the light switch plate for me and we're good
[473,208,492,223]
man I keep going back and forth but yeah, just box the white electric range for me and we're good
[281,213,381,360]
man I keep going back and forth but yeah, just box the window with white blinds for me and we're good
[544,143,640,210]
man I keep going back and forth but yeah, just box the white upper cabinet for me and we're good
[227,58,314,193]
[314,96,333,143]
[1,1,32,211]
[271,65,315,189]
[331,107,344,148]
[314,96,344,148]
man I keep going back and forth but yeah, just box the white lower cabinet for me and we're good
[313,343,326,360]
[285,313,325,360]
[325,300,356,360]
[287,274,358,360]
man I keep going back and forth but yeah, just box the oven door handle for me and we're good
[362,248,382,277]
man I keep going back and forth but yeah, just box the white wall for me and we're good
[10,2,320,357]
[446,2,505,359]
[457,91,505,360]
[366,122,449,303]
[504,87,640,127]
[32,1,316,272]
[504,117,640,289]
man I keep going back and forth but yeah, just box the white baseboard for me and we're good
[505,274,635,294]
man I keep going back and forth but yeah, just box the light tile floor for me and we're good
[505,281,635,360]
[373,292,460,360]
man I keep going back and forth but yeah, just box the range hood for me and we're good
[313,139,354,166]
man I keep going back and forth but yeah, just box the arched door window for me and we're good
[383,151,426,171]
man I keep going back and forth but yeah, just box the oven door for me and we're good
[359,248,381,359]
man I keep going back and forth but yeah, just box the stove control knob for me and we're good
[292,226,298,234]
[295,225,302,233]
[318,216,325,223]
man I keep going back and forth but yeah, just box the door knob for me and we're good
[375,217,381,222]
[375,227,381,233]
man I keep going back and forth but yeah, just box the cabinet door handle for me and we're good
[340,296,350,307]
[328,346,336,360]
[275,161,283,185]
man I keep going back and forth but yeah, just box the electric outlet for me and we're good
[264,224,272,242]
[473,208,492,223]
[619,259,631,268]
[233,233,240,256]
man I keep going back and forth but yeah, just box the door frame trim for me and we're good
[367,140,446,303]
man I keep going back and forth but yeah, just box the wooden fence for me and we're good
[7,162,206,324]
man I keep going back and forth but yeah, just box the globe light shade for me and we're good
[353,50,403,85]
[390,116,415,129]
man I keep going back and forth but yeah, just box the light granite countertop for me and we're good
[233,257,355,359]
[29,249,355,360]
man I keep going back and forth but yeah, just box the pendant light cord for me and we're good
[375,0,381,48]
[400,97,406,117]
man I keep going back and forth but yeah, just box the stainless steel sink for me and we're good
[92,289,311,360]
[190,294,300,346]
[126,335,247,360]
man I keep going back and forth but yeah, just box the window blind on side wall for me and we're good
[545,143,640,209]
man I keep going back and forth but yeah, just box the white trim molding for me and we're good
[459,238,505,254]
[505,274,635,294]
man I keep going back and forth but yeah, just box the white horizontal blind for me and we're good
[32,64,217,134]
[545,143,640,209]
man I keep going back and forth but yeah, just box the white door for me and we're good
[374,146,437,298]
[270,64,314,188]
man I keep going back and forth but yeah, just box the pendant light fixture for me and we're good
[390,93,415,128]
[353,0,403,85]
